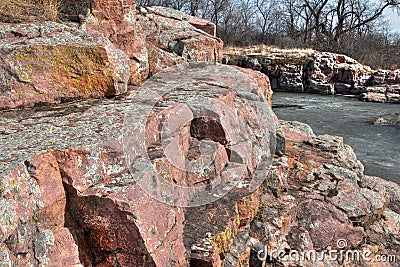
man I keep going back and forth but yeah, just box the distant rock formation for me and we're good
[373,112,400,126]
[359,70,400,103]
[228,50,400,103]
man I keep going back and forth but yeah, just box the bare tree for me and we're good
[136,0,400,68]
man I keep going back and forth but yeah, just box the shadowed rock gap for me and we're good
[62,182,156,267]
[190,117,228,146]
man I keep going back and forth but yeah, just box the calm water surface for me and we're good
[272,92,400,184]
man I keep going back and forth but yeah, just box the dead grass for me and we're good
[224,44,315,58]
[0,0,60,23]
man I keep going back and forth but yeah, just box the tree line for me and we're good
[138,0,400,69]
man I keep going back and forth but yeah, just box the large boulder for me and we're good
[60,0,149,85]
[136,6,223,75]
[0,22,130,110]
[60,0,137,56]
[0,63,276,266]
[232,66,273,106]
[60,0,150,86]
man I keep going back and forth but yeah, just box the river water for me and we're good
[272,92,400,184]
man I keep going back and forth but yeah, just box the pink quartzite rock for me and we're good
[188,17,216,36]
[0,22,130,110]
[359,71,400,103]
[246,120,400,267]
[233,66,273,107]
[59,0,150,86]
[232,50,376,96]
[60,0,136,56]
[0,63,276,266]
[1,63,399,267]
[305,52,368,94]
[137,6,223,76]
[0,2,223,110]
[230,49,400,104]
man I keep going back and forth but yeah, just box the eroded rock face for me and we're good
[0,63,276,266]
[233,51,371,95]
[60,0,151,86]
[60,0,137,55]
[305,52,367,94]
[230,49,400,103]
[0,2,222,110]
[136,6,223,75]
[359,70,400,103]
[232,66,273,106]
[0,22,130,110]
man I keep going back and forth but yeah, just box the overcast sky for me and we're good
[384,8,400,33]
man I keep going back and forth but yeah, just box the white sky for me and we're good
[384,7,400,33]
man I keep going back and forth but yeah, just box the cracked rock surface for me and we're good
[0,63,276,266]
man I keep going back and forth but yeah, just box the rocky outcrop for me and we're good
[0,63,276,266]
[359,70,400,103]
[60,0,143,79]
[136,6,223,75]
[0,2,221,110]
[246,121,400,266]
[1,63,399,266]
[234,51,370,95]
[0,22,130,110]
[232,66,273,106]
[306,52,368,94]
[228,49,400,103]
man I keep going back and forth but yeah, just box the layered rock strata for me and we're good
[360,69,400,103]
[244,121,400,267]
[228,50,400,103]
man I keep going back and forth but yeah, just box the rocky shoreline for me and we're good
[0,1,399,266]
[224,50,400,103]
